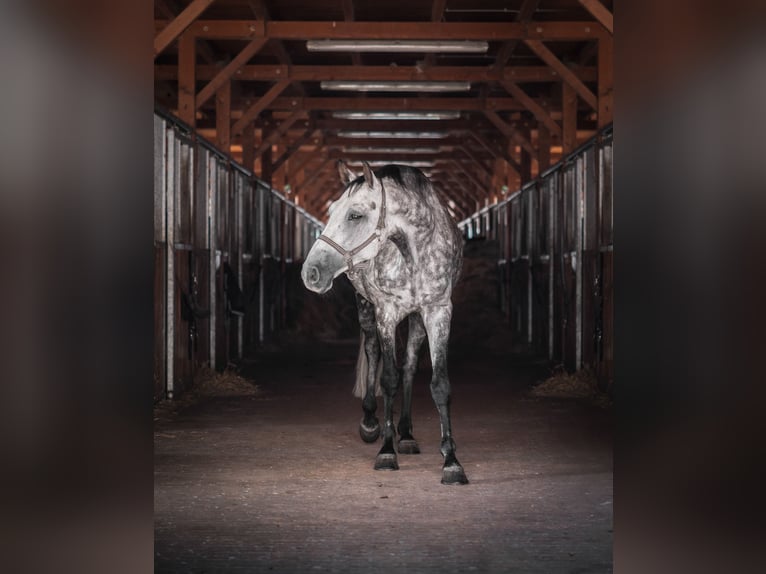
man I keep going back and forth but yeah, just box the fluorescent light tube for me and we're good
[332,111,460,120]
[321,81,470,92]
[307,40,488,53]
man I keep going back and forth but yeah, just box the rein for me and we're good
[317,180,387,276]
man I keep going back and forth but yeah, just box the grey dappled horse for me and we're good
[301,161,468,485]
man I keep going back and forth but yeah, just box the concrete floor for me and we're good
[154,341,612,573]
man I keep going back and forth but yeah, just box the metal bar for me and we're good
[165,129,178,399]
[208,155,217,369]
[237,174,245,358]
[258,185,266,343]
[575,156,584,369]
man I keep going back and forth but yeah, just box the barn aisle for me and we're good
[154,340,612,573]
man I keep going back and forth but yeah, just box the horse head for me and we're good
[301,160,387,294]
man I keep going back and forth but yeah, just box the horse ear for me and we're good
[337,160,356,185]
[362,161,376,188]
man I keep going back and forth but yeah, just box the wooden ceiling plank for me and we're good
[499,80,561,136]
[154,0,216,58]
[232,79,291,136]
[196,37,268,109]
[524,39,598,110]
[577,0,613,34]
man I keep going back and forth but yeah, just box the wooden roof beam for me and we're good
[232,79,291,136]
[483,110,537,159]
[253,110,309,158]
[195,37,269,109]
[492,0,541,72]
[156,64,596,83]
[154,0,216,58]
[577,0,613,35]
[524,39,598,110]
[499,79,561,137]
[174,20,608,41]
[272,126,320,173]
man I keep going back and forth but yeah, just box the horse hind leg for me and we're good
[423,304,468,485]
[397,313,426,455]
[356,294,380,443]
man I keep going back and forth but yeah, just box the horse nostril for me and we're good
[306,265,320,285]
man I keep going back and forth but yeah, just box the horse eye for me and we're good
[347,212,363,221]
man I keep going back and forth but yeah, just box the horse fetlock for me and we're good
[439,437,457,458]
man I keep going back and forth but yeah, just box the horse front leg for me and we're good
[397,313,426,454]
[374,321,400,471]
[356,294,380,443]
[423,304,468,485]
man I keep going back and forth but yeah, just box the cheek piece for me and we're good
[316,181,387,277]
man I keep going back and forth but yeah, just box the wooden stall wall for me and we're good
[154,111,323,401]
[459,128,613,390]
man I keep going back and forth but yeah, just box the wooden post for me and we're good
[215,80,231,153]
[518,123,532,183]
[177,32,196,127]
[538,122,551,171]
[562,82,578,154]
[242,123,255,173]
[598,36,614,128]
[260,113,273,187]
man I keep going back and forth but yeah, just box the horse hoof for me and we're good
[374,453,399,471]
[441,463,469,485]
[359,421,380,443]
[398,439,421,455]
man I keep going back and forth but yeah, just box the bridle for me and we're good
[316,179,387,277]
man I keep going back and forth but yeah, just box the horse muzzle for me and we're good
[301,260,335,294]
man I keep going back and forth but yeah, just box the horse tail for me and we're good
[353,330,382,398]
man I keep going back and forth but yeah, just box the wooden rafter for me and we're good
[272,126,319,173]
[499,80,561,137]
[524,39,598,110]
[470,130,522,175]
[156,64,597,83]
[155,0,218,64]
[492,0,541,71]
[483,110,536,158]
[215,80,231,152]
[253,110,309,158]
[577,0,613,34]
[457,146,494,180]
[154,0,216,57]
[171,20,608,41]
[195,37,268,109]
[232,80,291,136]
[341,0,362,66]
